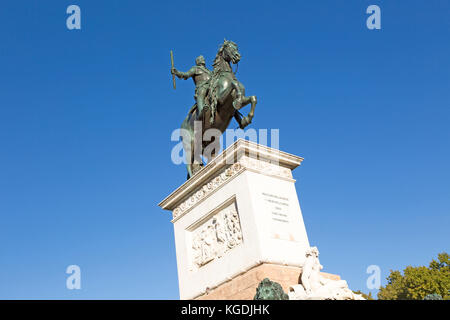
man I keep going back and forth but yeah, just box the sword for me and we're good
[170,50,176,90]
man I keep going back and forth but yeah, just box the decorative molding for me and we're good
[239,155,293,180]
[172,162,242,220]
[158,139,303,214]
[191,201,242,269]
[171,156,294,221]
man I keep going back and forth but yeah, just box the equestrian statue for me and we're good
[171,40,257,179]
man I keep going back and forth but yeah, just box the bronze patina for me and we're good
[171,40,257,179]
[254,278,289,300]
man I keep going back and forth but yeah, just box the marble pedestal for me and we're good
[159,139,311,300]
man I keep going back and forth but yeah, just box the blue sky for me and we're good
[0,0,449,299]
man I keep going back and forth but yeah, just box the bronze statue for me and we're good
[171,40,257,179]
[254,278,289,300]
[172,55,212,123]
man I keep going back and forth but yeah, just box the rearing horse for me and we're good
[180,40,257,179]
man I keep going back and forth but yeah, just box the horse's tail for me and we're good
[207,82,219,124]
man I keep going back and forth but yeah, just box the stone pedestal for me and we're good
[159,139,311,300]
[194,263,340,300]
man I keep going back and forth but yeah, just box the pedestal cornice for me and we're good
[158,139,304,222]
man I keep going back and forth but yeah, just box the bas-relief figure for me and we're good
[171,40,257,179]
[288,247,364,300]
[191,202,243,269]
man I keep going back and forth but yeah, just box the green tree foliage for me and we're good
[378,252,449,300]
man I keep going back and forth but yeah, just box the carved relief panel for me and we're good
[190,200,243,269]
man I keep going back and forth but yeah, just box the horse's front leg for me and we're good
[231,80,244,110]
[233,82,257,128]
[233,96,257,129]
[244,95,257,122]
[233,111,245,129]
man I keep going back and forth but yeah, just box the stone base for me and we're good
[159,140,312,299]
[195,263,340,300]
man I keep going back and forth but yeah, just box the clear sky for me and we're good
[0,0,449,299]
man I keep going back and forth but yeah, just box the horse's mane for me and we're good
[212,40,237,73]
[212,43,225,71]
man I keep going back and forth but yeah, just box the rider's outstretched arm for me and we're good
[173,67,196,80]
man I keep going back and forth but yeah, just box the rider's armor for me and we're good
[174,65,211,120]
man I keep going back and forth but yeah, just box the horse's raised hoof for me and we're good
[240,116,252,129]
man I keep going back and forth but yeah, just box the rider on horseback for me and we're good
[171,55,212,123]
[174,40,258,179]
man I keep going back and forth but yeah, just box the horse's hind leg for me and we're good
[181,121,194,179]
[185,145,194,180]
[182,129,205,179]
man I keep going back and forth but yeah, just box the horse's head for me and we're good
[221,39,241,64]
